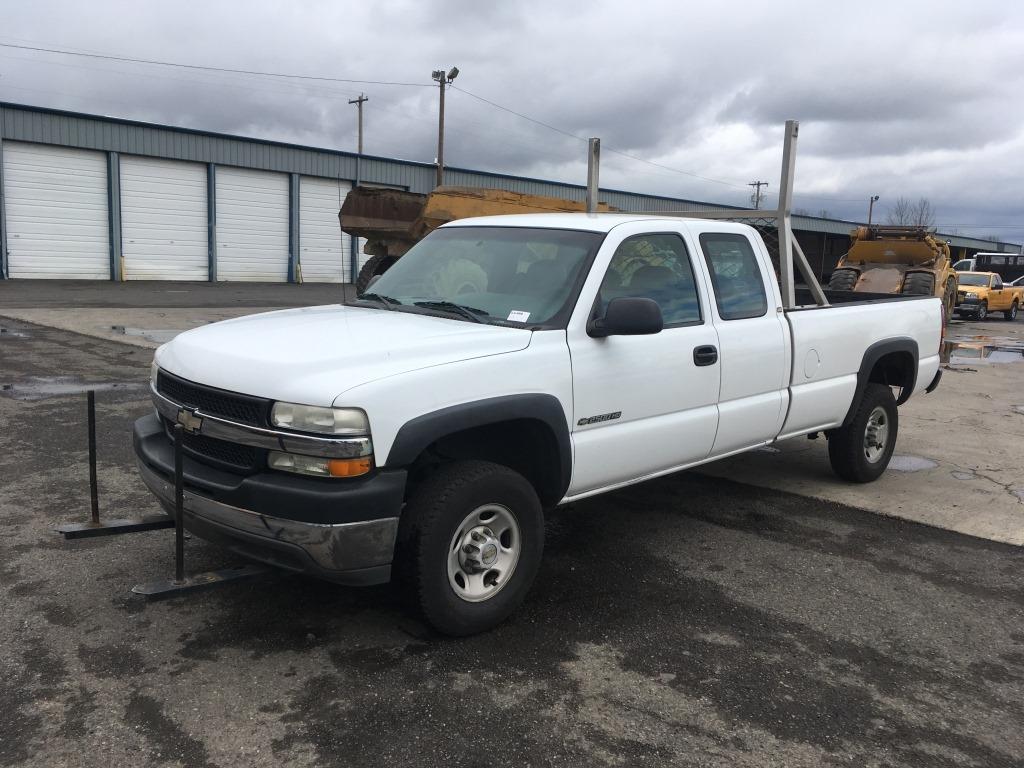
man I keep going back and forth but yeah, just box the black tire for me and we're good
[901,272,935,296]
[941,279,956,324]
[394,460,544,636]
[1004,301,1018,321]
[355,254,397,294]
[977,301,988,321]
[827,383,898,483]
[827,269,859,291]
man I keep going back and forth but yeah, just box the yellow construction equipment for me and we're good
[828,226,958,321]
[339,186,612,292]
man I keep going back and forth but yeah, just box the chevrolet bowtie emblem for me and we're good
[176,408,203,433]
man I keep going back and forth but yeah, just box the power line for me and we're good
[0,41,433,88]
[451,84,749,190]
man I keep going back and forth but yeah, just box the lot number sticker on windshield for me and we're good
[507,310,531,322]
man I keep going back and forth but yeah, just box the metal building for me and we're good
[0,102,1019,282]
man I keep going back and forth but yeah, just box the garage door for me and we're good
[215,167,290,281]
[120,156,208,280]
[298,176,353,282]
[2,142,109,279]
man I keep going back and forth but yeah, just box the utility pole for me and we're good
[348,93,368,154]
[867,194,880,226]
[431,67,459,187]
[748,180,768,210]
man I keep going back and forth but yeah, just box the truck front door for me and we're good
[566,228,720,496]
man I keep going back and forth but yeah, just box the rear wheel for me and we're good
[394,461,544,636]
[941,279,956,324]
[901,272,936,296]
[827,268,859,291]
[828,383,898,483]
[1005,301,1018,321]
[355,254,397,294]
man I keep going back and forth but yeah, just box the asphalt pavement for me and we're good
[2,319,1023,768]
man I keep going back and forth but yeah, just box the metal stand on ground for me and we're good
[56,390,176,539]
[131,424,268,598]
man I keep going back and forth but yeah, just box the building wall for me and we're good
[0,102,1019,281]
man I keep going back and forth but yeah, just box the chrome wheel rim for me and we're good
[864,406,889,464]
[447,504,520,603]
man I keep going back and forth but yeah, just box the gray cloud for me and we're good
[1,0,1021,241]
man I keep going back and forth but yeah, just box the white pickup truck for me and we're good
[135,214,943,635]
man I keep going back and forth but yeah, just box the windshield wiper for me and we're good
[413,300,488,323]
[356,292,403,310]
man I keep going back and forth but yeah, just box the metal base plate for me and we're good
[131,564,271,598]
[57,515,175,539]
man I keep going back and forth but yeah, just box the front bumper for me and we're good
[134,414,406,585]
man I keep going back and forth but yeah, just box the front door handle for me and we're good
[693,345,718,366]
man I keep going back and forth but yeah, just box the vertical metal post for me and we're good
[0,132,8,279]
[87,391,100,525]
[436,77,446,188]
[288,174,301,283]
[776,120,799,309]
[586,138,600,214]
[207,164,217,282]
[106,152,122,281]
[349,94,367,155]
[173,424,185,584]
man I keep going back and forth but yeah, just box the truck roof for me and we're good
[440,212,752,234]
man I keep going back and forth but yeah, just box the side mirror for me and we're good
[588,297,664,338]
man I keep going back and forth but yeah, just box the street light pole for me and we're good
[867,195,880,226]
[432,67,459,188]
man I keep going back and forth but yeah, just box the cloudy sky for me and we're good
[2,0,1022,242]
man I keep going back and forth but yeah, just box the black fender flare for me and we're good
[385,394,572,502]
[843,337,919,425]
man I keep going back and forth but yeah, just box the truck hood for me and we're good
[155,304,532,406]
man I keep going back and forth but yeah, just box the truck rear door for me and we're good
[689,226,791,456]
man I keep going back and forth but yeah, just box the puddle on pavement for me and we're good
[942,334,1024,365]
[0,326,29,338]
[1013,405,1024,416]
[888,454,939,472]
[0,376,145,401]
[110,326,182,344]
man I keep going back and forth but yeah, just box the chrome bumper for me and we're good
[136,458,398,582]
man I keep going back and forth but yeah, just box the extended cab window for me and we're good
[699,233,768,320]
[597,234,702,326]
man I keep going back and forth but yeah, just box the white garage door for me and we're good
[299,176,353,282]
[2,142,109,279]
[215,167,290,281]
[120,156,208,280]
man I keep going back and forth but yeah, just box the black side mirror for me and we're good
[588,297,664,338]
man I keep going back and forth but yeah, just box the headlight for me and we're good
[268,451,372,478]
[964,292,977,298]
[271,402,369,436]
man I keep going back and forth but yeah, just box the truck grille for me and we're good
[157,370,270,427]
[162,417,260,472]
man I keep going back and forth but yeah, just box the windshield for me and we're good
[959,274,989,287]
[363,226,603,326]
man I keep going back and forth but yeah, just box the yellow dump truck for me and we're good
[339,186,611,292]
[954,271,1024,321]
[827,226,958,321]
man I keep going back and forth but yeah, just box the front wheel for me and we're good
[977,301,988,321]
[394,461,544,636]
[827,383,898,483]
[1005,301,1018,321]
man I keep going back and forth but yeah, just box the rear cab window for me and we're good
[698,233,768,320]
